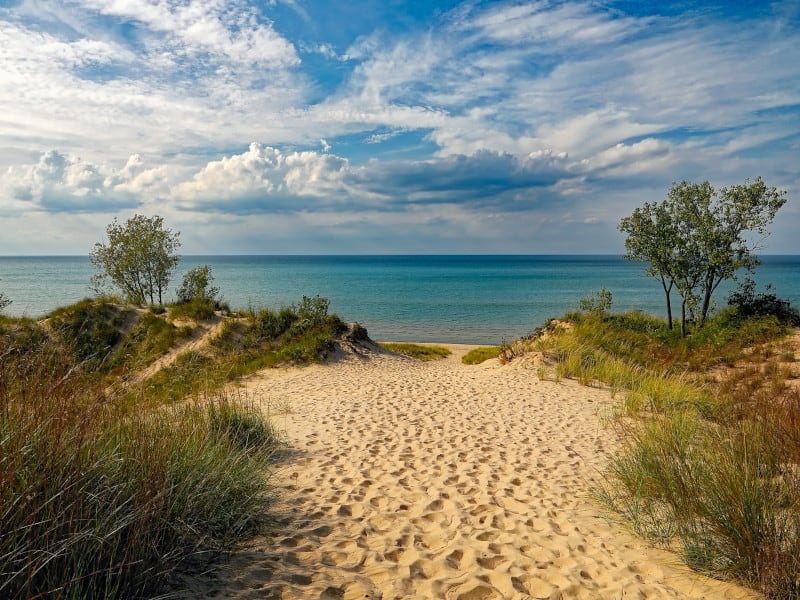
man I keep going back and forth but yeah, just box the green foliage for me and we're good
[91,214,180,305]
[379,342,451,361]
[125,297,346,408]
[539,309,800,597]
[255,306,297,340]
[0,337,278,600]
[620,177,787,336]
[49,299,128,365]
[177,265,220,305]
[579,288,613,314]
[728,278,800,325]
[208,396,281,454]
[462,346,501,364]
[106,312,189,373]
[295,294,331,327]
[169,298,217,321]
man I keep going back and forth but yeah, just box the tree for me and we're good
[619,201,678,329]
[91,215,181,305]
[176,265,219,305]
[619,177,786,336]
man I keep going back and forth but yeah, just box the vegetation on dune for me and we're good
[379,342,451,361]
[91,214,181,306]
[527,291,800,598]
[462,346,501,364]
[0,290,347,598]
[619,177,786,336]
[0,326,279,600]
[170,264,229,321]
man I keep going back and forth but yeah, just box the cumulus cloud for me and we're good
[171,143,366,212]
[2,150,166,212]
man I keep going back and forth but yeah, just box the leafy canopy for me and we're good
[619,177,786,335]
[91,214,180,305]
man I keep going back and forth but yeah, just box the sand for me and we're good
[181,342,759,600]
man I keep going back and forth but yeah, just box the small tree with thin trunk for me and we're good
[91,215,180,305]
[620,177,786,336]
[619,201,678,329]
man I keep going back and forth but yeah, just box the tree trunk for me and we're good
[660,275,674,330]
[700,269,715,326]
[681,299,687,338]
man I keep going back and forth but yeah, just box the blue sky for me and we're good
[0,0,798,254]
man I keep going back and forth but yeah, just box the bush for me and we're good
[256,307,297,340]
[579,288,613,314]
[728,279,800,325]
[295,294,330,326]
[177,265,220,305]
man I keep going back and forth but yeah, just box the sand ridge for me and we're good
[181,344,759,599]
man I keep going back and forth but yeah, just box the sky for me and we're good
[0,0,798,255]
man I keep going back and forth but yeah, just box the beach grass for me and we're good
[0,294,347,599]
[379,342,451,361]
[533,308,800,598]
[462,346,501,364]
[0,335,279,599]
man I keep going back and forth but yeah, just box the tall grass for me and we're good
[1,319,279,599]
[535,309,800,598]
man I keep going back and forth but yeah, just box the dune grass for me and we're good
[0,294,347,599]
[462,346,501,364]
[0,338,279,600]
[533,309,800,598]
[379,342,451,361]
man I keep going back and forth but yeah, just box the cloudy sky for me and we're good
[1,0,798,254]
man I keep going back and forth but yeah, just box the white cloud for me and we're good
[77,0,299,67]
[172,143,367,211]
[2,150,167,211]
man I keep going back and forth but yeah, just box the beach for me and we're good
[180,342,758,600]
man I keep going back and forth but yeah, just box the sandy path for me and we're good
[183,344,758,600]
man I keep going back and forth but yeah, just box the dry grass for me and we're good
[529,309,800,598]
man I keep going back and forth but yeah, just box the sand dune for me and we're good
[180,343,758,599]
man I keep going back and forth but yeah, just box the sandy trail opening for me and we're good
[180,344,758,600]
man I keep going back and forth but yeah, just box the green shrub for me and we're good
[728,279,800,326]
[295,294,330,326]
[255,307,297,340]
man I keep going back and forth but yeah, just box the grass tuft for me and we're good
[529,308,800,598]
[462,346,501,364]
[379,342,451,361]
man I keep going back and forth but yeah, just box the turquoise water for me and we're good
[2,255,799,344]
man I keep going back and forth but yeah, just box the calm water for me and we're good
[1,255,799,344]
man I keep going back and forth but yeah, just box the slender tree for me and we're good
[619,201,678,329]
[619,177,786,336]
[91,215,180,305]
